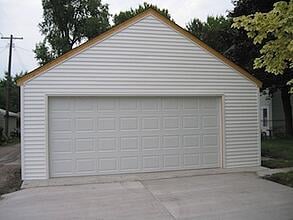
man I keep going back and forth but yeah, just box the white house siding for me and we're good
[22,15,260,180]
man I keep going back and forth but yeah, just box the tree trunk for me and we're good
[280,87,293,136]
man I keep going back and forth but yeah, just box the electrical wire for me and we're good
[14,48,27,71]
[15,45,32,54]
[0,47,7,55]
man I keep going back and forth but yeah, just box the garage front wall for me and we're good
[22,15,260,180]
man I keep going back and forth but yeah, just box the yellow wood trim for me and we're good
[17,8,262,87]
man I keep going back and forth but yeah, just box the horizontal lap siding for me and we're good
[22,15,260,180]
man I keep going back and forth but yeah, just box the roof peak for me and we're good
[17,8,262,87]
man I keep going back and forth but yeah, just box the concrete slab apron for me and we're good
[1,173,293,220]
[143,173,293,220]
[0,181,174,220]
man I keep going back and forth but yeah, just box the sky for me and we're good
[0,0,234,78]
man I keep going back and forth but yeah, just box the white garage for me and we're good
[18,9,262,180]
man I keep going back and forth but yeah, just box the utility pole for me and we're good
[1,35,23,138]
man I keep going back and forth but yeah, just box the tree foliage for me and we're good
[232,1,293,76]
[227,0,292,85]
[34,0,110,65]
[230,0,285,17]
[113,2,171,25]
[0,74,23,113]
[186,16,234,55]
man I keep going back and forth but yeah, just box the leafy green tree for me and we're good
[228,0,292,91]
[227,0,290,71]
[186,16,234,55]
[232,0,293,135]
[232,1,292,76]
[0,73,23,113]
[113,2,171,25]
[34,0,111,65]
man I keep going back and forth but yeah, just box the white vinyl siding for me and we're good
[21,15,260,180]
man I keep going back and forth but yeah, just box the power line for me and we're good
[14,48,26,70]
[0,47,7,55]
[15,45,32,53]
[0,34,23,137]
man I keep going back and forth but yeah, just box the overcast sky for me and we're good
[0,0,233,78]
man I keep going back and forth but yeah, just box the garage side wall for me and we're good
[22,15,260,180]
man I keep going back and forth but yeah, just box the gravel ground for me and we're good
[0,144,21,196]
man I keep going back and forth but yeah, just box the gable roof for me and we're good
[17,8,262,87]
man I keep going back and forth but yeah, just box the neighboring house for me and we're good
[17,9,262,181]
[0,108,19,136]
[260,89,293,136]
[260,89,273,136]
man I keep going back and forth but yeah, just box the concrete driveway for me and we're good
[0,173,293,220]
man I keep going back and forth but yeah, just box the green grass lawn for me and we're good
[265,171,293,188]
[261,137,293,168]
[261,137,293,187]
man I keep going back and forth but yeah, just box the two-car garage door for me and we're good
[49,96,221,177]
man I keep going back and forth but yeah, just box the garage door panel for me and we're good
[183,153,200,166]
[74,99,96,112]
[202,116,219,129]
[118,98,139,111]
[202,134,219,146]
[97,98,116,112]
[75,138,95,152]
[99,158,117,172]
[97,117,116,131]
[163,155,180,168]
[141,150,161,156]
[141,98,160,111]
[142,156,160,169]
[120,156,140,171]
[162,97,180,110]
[51,159,74,175]
[51,153,75,160]
[98,137,117,152]
[142,117,160,130]
[50,118,72,131]
[183,147,201,154]
[119,117,139,131]
[201,152,219,165]
[142,136,160,149]
[182,134,200,147]
[50,139,73,153]
[97,151,120,158]
[49,96,221,177]
[75,118,95,131]
[183,101,199,110]
[182,116,200,129]
[49,98,73,111]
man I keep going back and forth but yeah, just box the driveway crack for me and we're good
[140,180,176,220]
